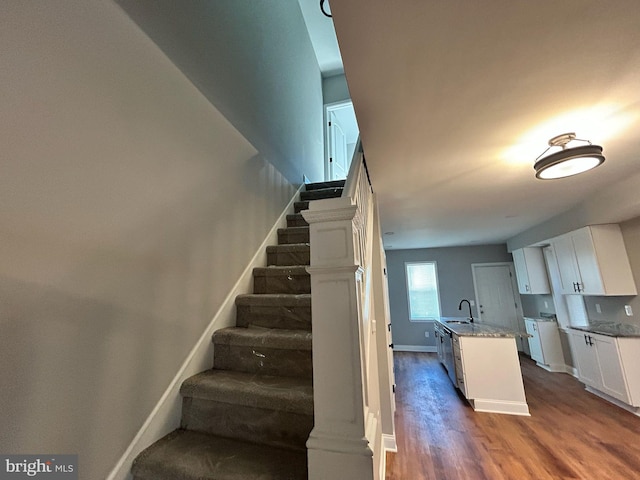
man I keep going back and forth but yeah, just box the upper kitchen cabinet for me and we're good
[512,247,550,295]
[551,224,637,296]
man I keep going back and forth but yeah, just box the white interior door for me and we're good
[472,263,526,350]
[329,111,348,180]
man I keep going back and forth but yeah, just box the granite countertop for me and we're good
[570,322,640,338]
[436,317,529,338]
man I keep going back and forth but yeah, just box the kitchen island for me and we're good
[434,317,530,416]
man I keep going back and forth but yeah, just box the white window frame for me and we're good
[405,261,442,322]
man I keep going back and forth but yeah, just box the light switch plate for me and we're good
[596,304,602,313]
[625,305,633,316]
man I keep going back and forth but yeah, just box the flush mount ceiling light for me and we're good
[533,133,605,180]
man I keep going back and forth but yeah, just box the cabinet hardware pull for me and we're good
[389,343,394,349]
[584,335,589,346]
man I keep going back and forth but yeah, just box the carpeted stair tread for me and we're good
[253,265,309,275]
[235,293,311,307]
[266,243,310,266]
[294,200,309,213]
[213,327,312,378]
[277,226,310,245]
[181,369,313,415]
[266,243,310,253]
[131,429,307,480]
[235,293,311,330]
[213,327,312,350]
[253,266,310,294]
[286,213,308,227]
[304,180,345,190]
[300,187,343,201]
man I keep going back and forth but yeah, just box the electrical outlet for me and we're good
[596,304,602,313]
[544,301,549,308]
[424,331,429,338]
[470,300,475,306]
[625,305,633,316]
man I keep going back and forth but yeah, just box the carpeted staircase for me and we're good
[131,180,345,480]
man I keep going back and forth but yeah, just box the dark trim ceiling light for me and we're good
[534,133,605,180]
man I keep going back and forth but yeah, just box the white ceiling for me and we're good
[322,0,640,250]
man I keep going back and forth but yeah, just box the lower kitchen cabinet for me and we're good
[524,318,565,372]
[568,329,639,407]
[453,334,529,416]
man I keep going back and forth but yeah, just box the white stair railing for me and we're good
[303,142,396,480]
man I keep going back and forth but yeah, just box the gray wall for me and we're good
[0,1,322,478]
[323,73,351,104]
[520,294,556,318]
[386,245,513,348]
[581,216,640,326]
[116,0,324,185]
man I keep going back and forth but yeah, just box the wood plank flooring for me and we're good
[386,352,640,480]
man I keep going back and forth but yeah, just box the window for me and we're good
[405,261,441,321]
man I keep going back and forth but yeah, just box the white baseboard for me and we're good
[382,433,397,453]
[393,345,436,353]
[469,399,531,416]
[106,185,304,480]
[537,362,568,373]
[566,365,578,377]
[585,386,640,417]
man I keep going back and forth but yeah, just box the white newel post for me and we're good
[303,195,375,480]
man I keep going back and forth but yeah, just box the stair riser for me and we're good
[305,180,345,191]
[253,274,310,294]
[300,188,343,201]
[181,398,312,451]
[277,229,310,245]
[267,250,310,266]
[294,201,309,213]
[214,344,312,378]
[236,304,311,330]
[286,214,308,227]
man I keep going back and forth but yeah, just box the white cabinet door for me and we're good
[595,335,630,403]
[569,329,631,404]
[525,319,544,364]
[568,330,601,388]
[513,248,550,295]
[551,225,636,296]
[512,249,530,294]
[552,234,581,294]
[571,227,605,295]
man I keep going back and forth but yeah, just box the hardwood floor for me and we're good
[386,352,640,480]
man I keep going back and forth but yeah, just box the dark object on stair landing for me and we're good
[131,181,344,480]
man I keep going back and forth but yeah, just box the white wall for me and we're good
[0,1,322,478]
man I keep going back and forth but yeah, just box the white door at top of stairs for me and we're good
[325,101,358,181]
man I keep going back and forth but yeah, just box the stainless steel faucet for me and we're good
[458,299,474,323]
